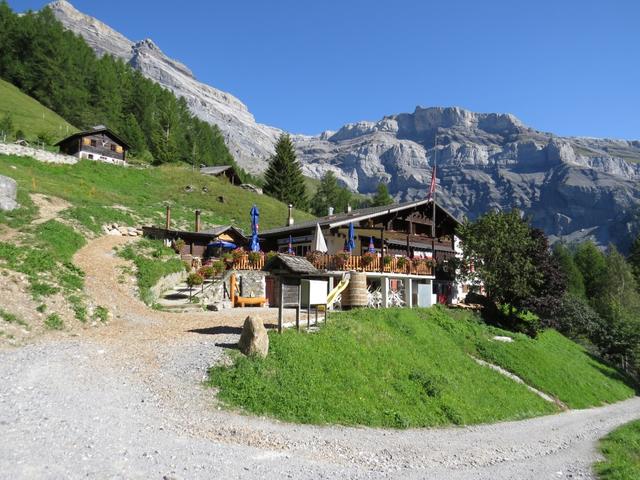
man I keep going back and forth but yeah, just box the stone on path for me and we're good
[238,316,269,358]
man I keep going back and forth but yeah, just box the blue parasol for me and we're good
[368,236,375,253]
[207,240,236,249]
[250,204,260,252]
[287,235,294,255]
[345,222,356,253]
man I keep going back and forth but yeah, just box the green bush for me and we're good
[44,313,63,330]
[93,306,109,323]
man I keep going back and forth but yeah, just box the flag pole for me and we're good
[432,129,437,239]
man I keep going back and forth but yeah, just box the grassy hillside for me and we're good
[208,307,637,428]
[0,78,76,141]
[0,155,312,233]
[596,420,640,480]
[0,154,314,335]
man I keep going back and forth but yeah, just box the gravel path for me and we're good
[0,236,638,479]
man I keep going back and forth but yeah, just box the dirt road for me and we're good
[0,236,638,479]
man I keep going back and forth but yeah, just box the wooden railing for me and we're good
[231,253,433,276]
[311,254,433,276]
[232,255,265,271]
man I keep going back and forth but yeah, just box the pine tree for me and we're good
[574,241,606,298]
[264,134,308,210]
[311,171,351,216]
[371,183,393,207]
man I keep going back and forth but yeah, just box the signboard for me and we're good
[300,279,328,307]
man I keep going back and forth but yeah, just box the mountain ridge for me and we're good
[46,0,640,250]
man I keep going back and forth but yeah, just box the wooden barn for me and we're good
[55,125,129,165]
[200,165,242,185]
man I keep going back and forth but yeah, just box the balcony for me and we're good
[309,254,434,276]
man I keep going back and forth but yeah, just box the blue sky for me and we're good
[9,0,640,138]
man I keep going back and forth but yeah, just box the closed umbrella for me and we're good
[249,204,260,252]
[345,222,356,253]
[368,236,375,253]
[287,235,294,255]
[310,223,328,253]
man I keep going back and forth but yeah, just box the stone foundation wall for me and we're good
[148,270,187,304]
[239,271,266,298]
[0,143,78,165]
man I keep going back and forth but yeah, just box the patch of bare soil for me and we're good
[29,193,71,224]
[0,268,87,346]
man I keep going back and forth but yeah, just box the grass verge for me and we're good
[208,307,636,428]
[117,239,186,304]
[595,420,640,480]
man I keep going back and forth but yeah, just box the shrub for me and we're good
[93,306,109,323]
[186,272,204,288]
[199,265,215,279]
[173,238,185,253]
[382,255,393,266]
[30,282,59,298]
[396,256,409,269]
[231,247,245,261]
[211,260,225,276]
[265,251,278,262]
[552,294,604,338]
[247,251,262,265]
[361,252,376,267]
[44,313,63,330]
[498,304,541,337]
[305,250,322,265]
[334,251,350,268]
[221,252,233,263]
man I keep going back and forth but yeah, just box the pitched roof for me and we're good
[201,225,246,237]
[54,126,131,149]
[264,254,319,274]
[260,199,462,237]
[200,165,235,175]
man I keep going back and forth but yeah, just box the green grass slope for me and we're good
[208,307,636,428]
[0,154,314,316]
[596,420,640,480]
[0,155,313,233]
[0,78,76,141]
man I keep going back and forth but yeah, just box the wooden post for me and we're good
[296,283,301,332]
[278,279,284,334]
[165,205,171,230]
[380,228,385,273]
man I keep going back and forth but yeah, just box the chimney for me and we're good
[195,209,201,233]
[347,204,352,213]
[287,203,294,226]
[165,205,171,230]
[328,206,334,216]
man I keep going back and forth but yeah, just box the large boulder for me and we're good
[0,175,18,212]
[238,316,269,358]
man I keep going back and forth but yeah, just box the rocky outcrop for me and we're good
[0,175,18,211]
[49,0,282,174]
[238,316,269,358]
[295,106,640,250]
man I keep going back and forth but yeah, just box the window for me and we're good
[110,144,116,152]
[82,137,91,146]
[115,146,123,154]
[87,154,94,159]
[90,139,97,147]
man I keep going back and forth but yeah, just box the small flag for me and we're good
[427,165,436,199]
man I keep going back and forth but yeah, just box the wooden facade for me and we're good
[260,199,460,276]
[55,126,130,165]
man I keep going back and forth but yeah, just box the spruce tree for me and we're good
[311,171,352,216]
[627,234,640,289]
[371,183,393,207]
[264,134,308,210]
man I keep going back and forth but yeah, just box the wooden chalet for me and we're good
[143,208,247,259]
[260,199,462,307]
[55,125,129,165]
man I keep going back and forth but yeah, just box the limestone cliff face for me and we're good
[295,106,640,249]
[47,1,640,249]
[48,0,281,174]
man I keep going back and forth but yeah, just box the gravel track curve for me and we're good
[0,235,638,479]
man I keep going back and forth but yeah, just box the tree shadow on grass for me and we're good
[585,351,640,395]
